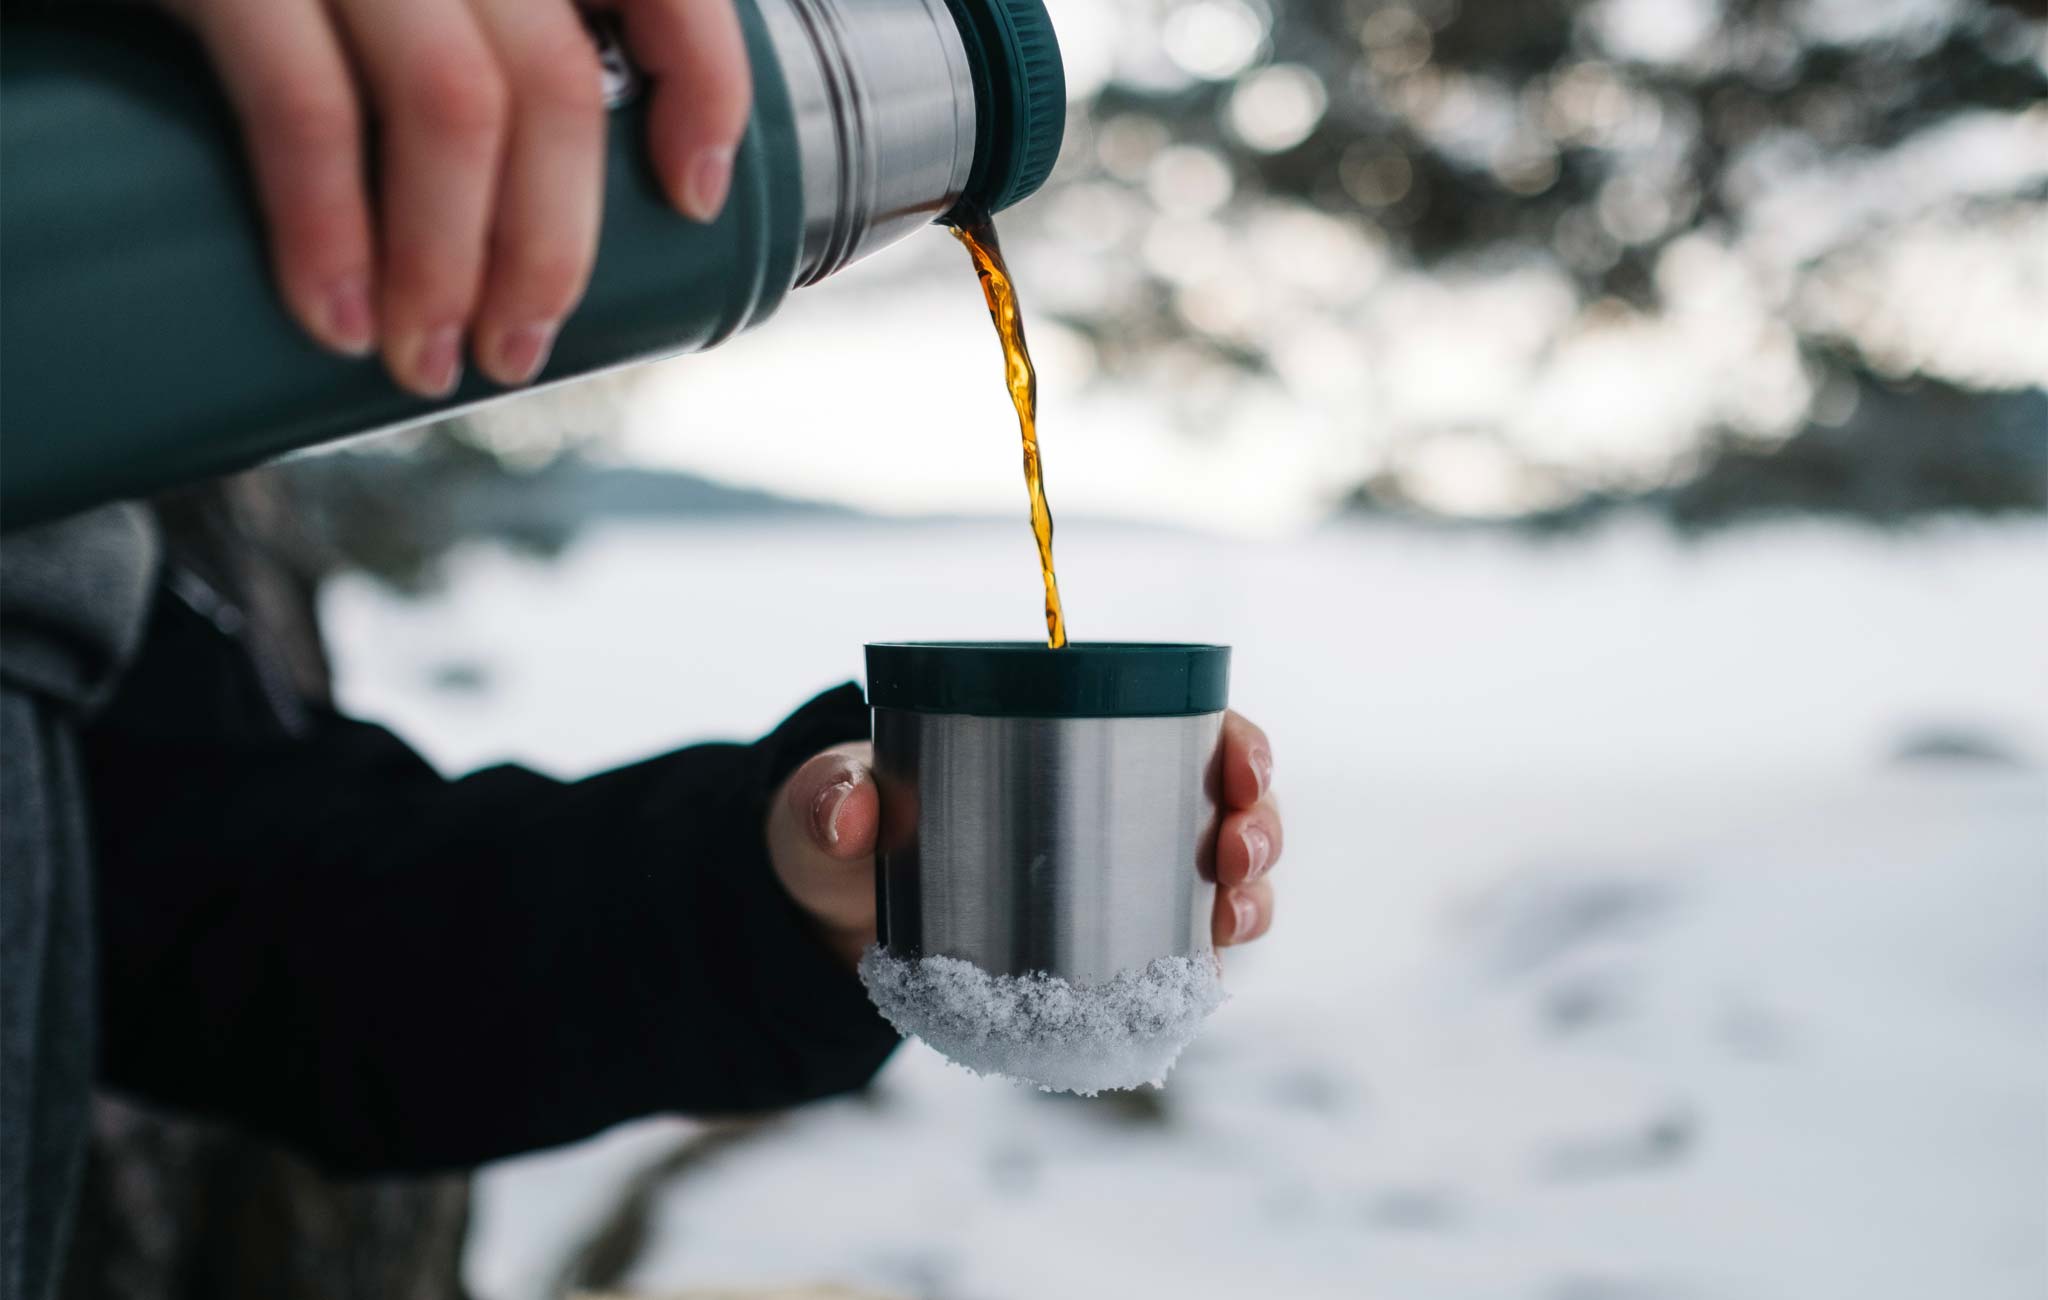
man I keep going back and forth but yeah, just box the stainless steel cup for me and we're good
[866,642,1231,984]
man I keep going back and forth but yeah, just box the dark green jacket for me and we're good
[2,503,893,1299]
[0,505,157,1300]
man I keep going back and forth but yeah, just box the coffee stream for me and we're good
[950,210,1069,649]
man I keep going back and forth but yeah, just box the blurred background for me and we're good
[262,0,2046,1296]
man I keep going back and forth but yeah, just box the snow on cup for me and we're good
[859,642,1232,1094]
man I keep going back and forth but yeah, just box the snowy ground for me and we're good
[323,515,2048,1300]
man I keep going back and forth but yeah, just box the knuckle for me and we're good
[380,241,467,307]
[505,250,591,310]
[276,210,363,271]
[403,50,510,143]
[489,239,589,313]
[511,46,606,117]
[260,85,359,153]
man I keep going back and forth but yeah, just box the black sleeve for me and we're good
[84,660,897,1175]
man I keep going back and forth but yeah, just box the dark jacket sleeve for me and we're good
[83,626,896,1175]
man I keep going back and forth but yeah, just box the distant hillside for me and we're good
[449,457,856,529]
[280,443,853,590]
[1351,374,2047,532]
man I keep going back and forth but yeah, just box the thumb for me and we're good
[782,745,880,862]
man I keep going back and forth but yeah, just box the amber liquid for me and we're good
[950,210,1069,649]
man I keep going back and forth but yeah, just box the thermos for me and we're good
[0,0,1065,528]
[864,642,1233,984]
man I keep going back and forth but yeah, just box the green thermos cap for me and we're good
[942,0,1066,218]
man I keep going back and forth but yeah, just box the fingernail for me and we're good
[810,777,856,848]
[681,146,734,222]
[1250,748,1273,798]
[411,325,462,397]
[1242,825,1271,880]
[1232,893,1258,941]
[322,275,375,356]
[495,320,559,386]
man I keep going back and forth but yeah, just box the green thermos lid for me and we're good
[942,0,1066,217]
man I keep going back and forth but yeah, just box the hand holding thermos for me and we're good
[153,0,754,393]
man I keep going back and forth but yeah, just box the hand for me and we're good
[765,712,1282,969]
[155,0,752,393]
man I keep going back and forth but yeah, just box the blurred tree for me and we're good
[1517,356,2048,528]
[1028,0,2047,521]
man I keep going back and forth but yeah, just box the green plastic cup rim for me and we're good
[864,641,1231,718]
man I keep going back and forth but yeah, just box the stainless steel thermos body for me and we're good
[866,643,1232,985]
[0,0,1064,527]
[765,0,978,285]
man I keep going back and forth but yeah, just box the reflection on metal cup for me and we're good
[866,642,1231,984]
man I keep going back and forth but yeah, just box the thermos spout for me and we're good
[761,0,978,285]
[762,0,1067,284]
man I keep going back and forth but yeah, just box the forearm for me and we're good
[86,683,895,1173]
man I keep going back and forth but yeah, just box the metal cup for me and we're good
[866,642,1231,984]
